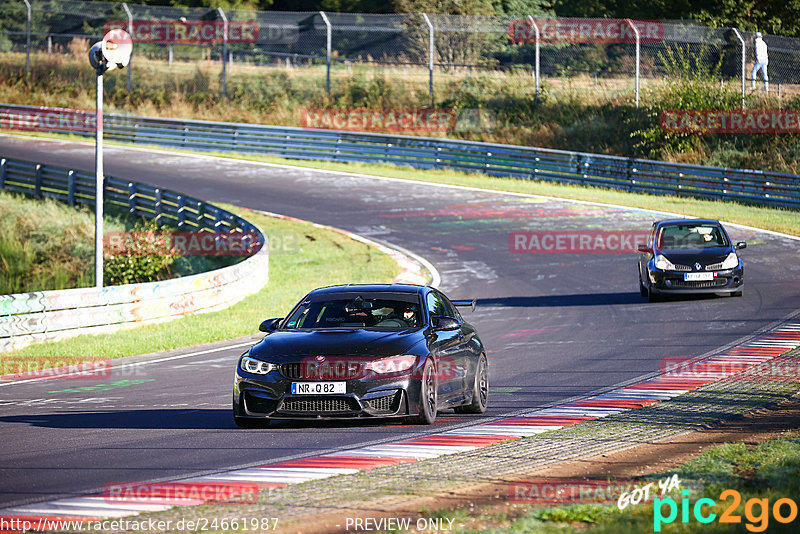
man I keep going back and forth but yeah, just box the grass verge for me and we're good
[2,205,400,361]
[455,432,800,533]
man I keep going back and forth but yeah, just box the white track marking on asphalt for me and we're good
[3,133,799,244]
[0,341,253,388]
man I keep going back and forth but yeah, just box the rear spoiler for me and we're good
[451,299,477,312]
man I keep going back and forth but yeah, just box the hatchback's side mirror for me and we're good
[735,241,747,250]
[637,244,652,253]
[432,316,460,331]
[259,318,282,333]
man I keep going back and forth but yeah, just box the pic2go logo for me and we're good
[654,489,799,532]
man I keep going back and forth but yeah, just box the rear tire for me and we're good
[455,354,488,415]
[410,359,437,425]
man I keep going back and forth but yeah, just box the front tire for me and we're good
[233,393,269,428]
[410,359,438,425]
[647,286,660,303]
[455,353,488,414]
[234,415,269,428]
[639,272,648,297]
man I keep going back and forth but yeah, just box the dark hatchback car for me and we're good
[233,284,488,426]
[638,219,746,302]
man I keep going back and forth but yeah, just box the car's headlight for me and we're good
[654,254,677,271]
[365,355,417,375]
[240,356,277,375]
[720,252,739,269]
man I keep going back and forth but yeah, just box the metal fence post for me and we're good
[626,19,640,108]
[22,0,31,75]
[527,15,540,99]
[732,28,746,109]
[319,11,331,96]
[422,13,434,106]
[218,7,228,96]
[122,2,133,91]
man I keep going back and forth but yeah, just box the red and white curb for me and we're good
[2,321,798,529]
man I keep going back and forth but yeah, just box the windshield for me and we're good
[284,296,422,329]
[657,224,729,249]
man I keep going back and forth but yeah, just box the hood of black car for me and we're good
[248,329,423,361]
[661,247,731,267]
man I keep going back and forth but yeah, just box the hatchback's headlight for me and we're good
[720,252,739,269]
[240,356,277,375]
[365,355,417,375]
[654,254,677,271]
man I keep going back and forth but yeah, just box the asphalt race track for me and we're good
[1,136,799,509]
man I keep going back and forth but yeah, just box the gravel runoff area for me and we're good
[113,344,800,533]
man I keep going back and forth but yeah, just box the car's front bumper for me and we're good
[233,368,424,420]
[647,262,744,295]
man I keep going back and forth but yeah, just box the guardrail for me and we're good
[0,156,269,353]
[3,104,798,209]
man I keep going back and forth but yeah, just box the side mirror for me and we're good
[637,244,652,254]
[432,316,460,331]
[259,318,282,333]
[735,241,747,250]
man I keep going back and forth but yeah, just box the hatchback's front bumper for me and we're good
[647,262,744,295]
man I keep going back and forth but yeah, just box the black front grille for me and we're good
[281,363,302,379]
[281,360,365,380]
[669,278,727,288]
[280,397,358,413]
[364,392,401,413]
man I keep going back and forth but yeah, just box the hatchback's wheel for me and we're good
[411,359,437,424]
[639,273,647,297]
[455,354,488,414]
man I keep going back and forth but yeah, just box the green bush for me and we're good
[103,219,177,285]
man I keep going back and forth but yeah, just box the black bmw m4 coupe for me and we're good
[233,284,487,426]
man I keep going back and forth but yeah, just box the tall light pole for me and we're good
[88,29,132,288]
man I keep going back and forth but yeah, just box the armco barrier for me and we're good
[0,156,269,353]
[2,103,799,209]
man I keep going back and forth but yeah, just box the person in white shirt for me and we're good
[752,32,769,91]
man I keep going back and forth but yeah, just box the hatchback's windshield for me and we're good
[657,224,729,249]
[284,296,422,329]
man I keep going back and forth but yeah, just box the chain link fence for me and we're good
[2,1,800,109]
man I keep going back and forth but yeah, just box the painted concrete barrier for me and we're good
[0,156,269,353]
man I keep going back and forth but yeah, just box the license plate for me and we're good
[684,272,714,281]
[291,382,346,395]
